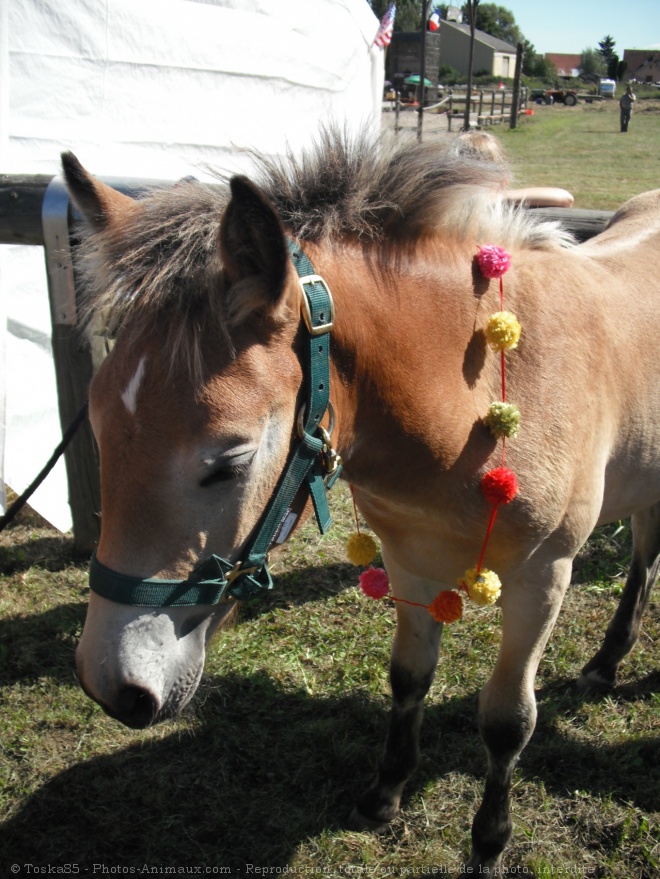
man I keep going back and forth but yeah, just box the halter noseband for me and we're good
[89,239,342,607]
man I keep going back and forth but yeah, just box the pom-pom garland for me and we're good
[482,401,521,439]
[485,311,522,352]
[351,245,520,625]
[347,532,379,566]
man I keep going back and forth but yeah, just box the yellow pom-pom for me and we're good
[458,567,502,607]
[485,311,521,352]
[347,532,378,566]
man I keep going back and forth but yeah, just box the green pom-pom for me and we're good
[482,402,521,439]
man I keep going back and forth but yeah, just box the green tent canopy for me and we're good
[403,75,434,87]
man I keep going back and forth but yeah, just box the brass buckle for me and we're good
[299,275,335,336]
[225,560,260,585]
[318,424,343,484]
[296,402,342,483]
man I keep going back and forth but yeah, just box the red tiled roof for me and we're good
[545,53,582,74]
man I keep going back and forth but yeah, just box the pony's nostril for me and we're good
[115,685,159,729]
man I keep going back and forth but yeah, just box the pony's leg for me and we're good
[466,556,572,875]
[579,504,660,690]
[349,565,442,831]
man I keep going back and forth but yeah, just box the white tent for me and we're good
[0,0,384,531]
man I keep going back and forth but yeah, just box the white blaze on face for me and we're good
[121,355,147,416]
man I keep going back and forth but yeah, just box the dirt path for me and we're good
[381,104,456,143]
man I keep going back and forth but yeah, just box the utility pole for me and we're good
[417,0,430,142]
[462,0,480,131]
[510,42,523,129]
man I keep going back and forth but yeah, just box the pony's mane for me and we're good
[76,127,573,373]
[258,127,572,250]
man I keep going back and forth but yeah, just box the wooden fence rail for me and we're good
[443,87,529,130]
[0,173,614,551]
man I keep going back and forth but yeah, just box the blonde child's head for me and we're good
[455,131,507,164]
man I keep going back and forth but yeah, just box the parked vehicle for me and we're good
[599,78,616,98]
[547,89,578,105]
[530,88,578,106]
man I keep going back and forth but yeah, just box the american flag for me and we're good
[374,3,396,49]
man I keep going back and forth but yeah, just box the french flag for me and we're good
[428,9,441,31]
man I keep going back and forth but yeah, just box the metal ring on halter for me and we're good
[296,400,335,441]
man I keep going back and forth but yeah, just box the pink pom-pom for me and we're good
[359,566,390,599]
[481,466,519,506]
[477,245,511,279]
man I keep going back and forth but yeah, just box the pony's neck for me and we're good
[304,238,497,494]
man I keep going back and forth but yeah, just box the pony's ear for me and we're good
[61,151,138,230]
[219,175,290,314]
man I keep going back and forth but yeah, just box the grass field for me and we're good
[1,104,660,877]
[389,92,660,212]
[497,96,660,211]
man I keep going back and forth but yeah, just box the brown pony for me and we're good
[62,128,660,874]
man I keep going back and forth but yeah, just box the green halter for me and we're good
[89,239,342,607]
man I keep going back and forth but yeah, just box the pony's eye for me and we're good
[199,455,253,488]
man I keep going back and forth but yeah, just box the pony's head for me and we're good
[64,154,311,727]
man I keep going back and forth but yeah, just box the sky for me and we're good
[491,1,660,56]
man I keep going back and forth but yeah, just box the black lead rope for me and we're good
[0,401,89,533]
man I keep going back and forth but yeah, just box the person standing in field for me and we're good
[619,84,636,132]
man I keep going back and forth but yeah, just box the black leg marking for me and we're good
[350,660,436,830]
[580,506,660,689]
[470,716,534,863]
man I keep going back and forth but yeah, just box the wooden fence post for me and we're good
[42,177,101,554]
[510,43,524,129]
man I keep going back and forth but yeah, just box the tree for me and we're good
[473,4,522,45]
[598,35,616,66]
[528,54,557,82]
[369,1,424,33]
[598,34,623,80]
[520,38,537,76]
[579,47,606,83]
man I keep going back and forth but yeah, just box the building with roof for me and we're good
[386,31,442,89]
[623,49,660,83]
[544,53,582,78]
[438,19,517,78]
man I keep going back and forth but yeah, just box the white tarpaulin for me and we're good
[0,0,383,531]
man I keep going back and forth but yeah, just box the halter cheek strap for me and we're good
[89,239,342,608]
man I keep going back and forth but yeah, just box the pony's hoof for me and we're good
[347,805,394,834]
[577,666,616,692]
[462,852,503,875]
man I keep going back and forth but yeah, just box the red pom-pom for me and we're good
[428,590,463,623]
[481,467,519,506]
[359,566,390,599]
[477,245,511,279]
